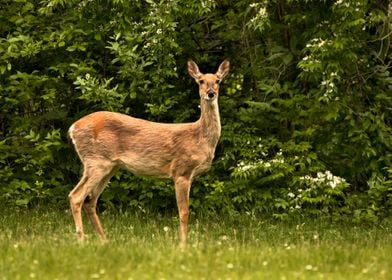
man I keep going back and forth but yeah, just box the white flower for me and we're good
[220,235,229,241]
[325,170,333,180]
[258,7,267,17]
[318,40,326,47]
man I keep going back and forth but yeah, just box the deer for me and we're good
[68,59,230,247]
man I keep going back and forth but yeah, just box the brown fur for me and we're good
[68,60,230,247]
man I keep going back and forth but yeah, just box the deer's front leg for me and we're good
[174,176,191,248]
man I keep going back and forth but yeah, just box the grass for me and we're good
[0,207,391,280]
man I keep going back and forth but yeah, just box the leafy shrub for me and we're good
[0,0,391,223]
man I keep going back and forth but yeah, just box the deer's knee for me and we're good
[179,209,189,223]
[68,193,82,209]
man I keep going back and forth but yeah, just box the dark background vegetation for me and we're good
[0,0,391,222]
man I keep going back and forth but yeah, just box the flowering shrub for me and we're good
[233,150,287,179]
[289,171,349,215]
[230,144,350,218]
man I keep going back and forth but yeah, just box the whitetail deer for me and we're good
[68,59,230,247]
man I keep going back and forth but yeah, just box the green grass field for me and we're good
[0,207,391,280]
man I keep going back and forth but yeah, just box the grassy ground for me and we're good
[0,207,391,280]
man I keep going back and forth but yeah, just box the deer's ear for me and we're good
[187,60,202,80]
[216,59,230,80]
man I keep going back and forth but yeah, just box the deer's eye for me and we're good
[216,79,221,84]
[199,80,205,85]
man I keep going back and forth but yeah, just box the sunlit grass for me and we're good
[0,207,391,279]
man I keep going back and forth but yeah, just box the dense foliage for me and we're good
[1,0,391,221]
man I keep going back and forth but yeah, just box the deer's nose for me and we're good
[207,90,216,99]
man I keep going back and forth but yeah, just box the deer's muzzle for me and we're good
[206,90,216,100]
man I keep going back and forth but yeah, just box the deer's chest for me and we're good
[192,148,216,176]
[169,146,215,179]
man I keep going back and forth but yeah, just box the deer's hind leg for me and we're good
[68,160,114,242]
[83,168,116,242]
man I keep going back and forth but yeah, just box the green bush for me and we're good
[0,0,391,222]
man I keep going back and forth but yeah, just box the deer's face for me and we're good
[187,60,230,102]
[196,73,221,101]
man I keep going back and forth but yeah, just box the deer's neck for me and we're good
[198,98,221,147]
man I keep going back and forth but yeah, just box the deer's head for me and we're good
[188,60,230,101]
